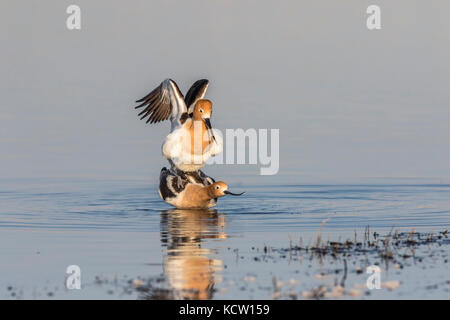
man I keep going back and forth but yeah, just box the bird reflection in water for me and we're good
[159,209,227,299]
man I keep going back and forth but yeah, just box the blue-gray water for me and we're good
[1,178,449,299]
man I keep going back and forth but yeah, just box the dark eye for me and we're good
[199,109,203,113]
[216,186,220,190]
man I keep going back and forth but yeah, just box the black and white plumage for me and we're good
[159,167,217,208]
[135,79,209,130]
[134,78,223,172]
[184,79,209,114]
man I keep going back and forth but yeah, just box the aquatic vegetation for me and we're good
[263,227,449,299]
[70,227,449,300]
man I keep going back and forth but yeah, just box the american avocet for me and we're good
[158,167,244,209]
[134,79,223,174]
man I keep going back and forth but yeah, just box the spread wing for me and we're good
[134,79,187,127]
[184,79,209,114]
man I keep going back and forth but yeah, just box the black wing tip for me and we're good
[185,79,210,107]
[192,79,209,89]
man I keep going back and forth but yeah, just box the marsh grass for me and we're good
[271,226,448,265]
[265,227,449,300]
[83,227,448,300]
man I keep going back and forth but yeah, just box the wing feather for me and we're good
[185,79,209,113]
[134,79,187,127]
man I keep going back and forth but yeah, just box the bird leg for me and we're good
[169,164,188,189]
[175,175,185,190]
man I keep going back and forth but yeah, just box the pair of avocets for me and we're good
[134,78,244,209]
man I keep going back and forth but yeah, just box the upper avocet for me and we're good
[134,79,223,174]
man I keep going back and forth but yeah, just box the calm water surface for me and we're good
[1,179,449,299]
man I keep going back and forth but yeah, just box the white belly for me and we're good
[162,127,223,172]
